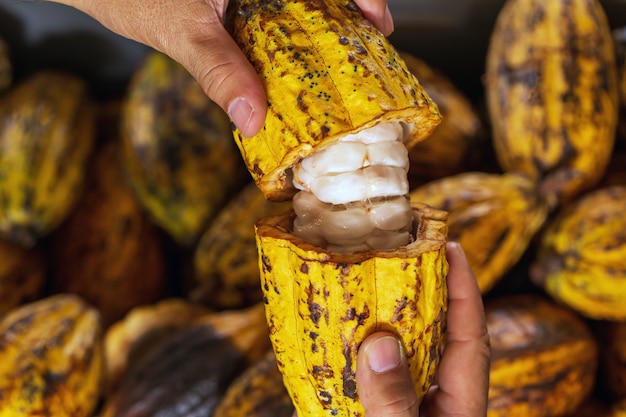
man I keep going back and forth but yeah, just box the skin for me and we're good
[357,242,491,417]
[47,0,393,138]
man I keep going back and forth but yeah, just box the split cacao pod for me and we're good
[531,185,626,321]
[487,294,598,417]
[485,0,619,207]
[122,51,249,247]
[409,171,549,293]
[0,71,95,247]
[0,294,104,417]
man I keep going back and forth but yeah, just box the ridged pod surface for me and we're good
[100,303,271,417]
[531,185,626,321]
[485,0,619,206]
[226,0,441,201]
[487,295,598,417]
[49,140,169,327]
[256,203,448,417]
[192,182,291,309]
[0,294,104,417]
[400,52,486,183]
[410,172,548,293]
[122,51,249,246]
[213,350,293,417]
[0,72,95,247]
[0,36,10,93]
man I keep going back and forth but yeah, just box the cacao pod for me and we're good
[255,204,448,417]
[122,50,249,247]
[0,71,95,247]
[104,298,211,394]
[100,303,270,417]
[531,185,626,321]
[487,294,598,417]
[192,182,290,309]
[409,171,549,293]
[0,294,104,417]
[226,0,441,201]
[399,51,486,184]
[49,138,169,327]
[485,0,619,207]
[214,349,293,417]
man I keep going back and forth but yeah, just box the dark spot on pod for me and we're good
[252,163,264,177]
[342,343,357,399]
[345,1,359,12]
[319,391,333,406]
[273,286,280,295]
[297,91,308,113]
[331,409,338,416]
[261,254,272,272]
[309,302,323,325]
[321,124,330,137]
[263,296,269,304]
[312,365,334,379]
[339,36,349,45]
[310,331,319,340]
[300,263,309,274]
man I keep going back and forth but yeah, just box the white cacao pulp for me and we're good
[291,122,413,252]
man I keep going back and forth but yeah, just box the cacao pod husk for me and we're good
[0,294,104,417]
[531,185,626,321]
[255,203,448,417]
[122,50,249,247]
[0,71,95,247]
[410,171,548,293]
[487,294,598,417]
[192,182,290,309]
[485,0,619,207]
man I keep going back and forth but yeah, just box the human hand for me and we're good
[50,0,394,138]
[356,242,491,417]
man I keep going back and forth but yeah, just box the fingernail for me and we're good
[368,336,402,373]
[228,97,255,137]
[382,5,394,36]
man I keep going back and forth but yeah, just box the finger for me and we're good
[356,332,419,417]
[424,242,490,417]
[354,0,394,36]
[174,22,267,138]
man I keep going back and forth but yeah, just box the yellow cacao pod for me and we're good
[122,51,249,246]
[485,0,619,207]
[399,52,486,184]
[0,294,104,417]
[0,71,95,247]
[214,350,293,417]
[192,182,290,309]
[531,185,626,321]
[255,204,448,417]
[487,294,598,417]
[410,171,549,293]
[226,0,441,201]
[49,139,169,327]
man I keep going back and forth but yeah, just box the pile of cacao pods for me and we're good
[1,0,626,416]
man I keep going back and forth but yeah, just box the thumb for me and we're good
[175,24,267,138]
[356,332,419,417]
